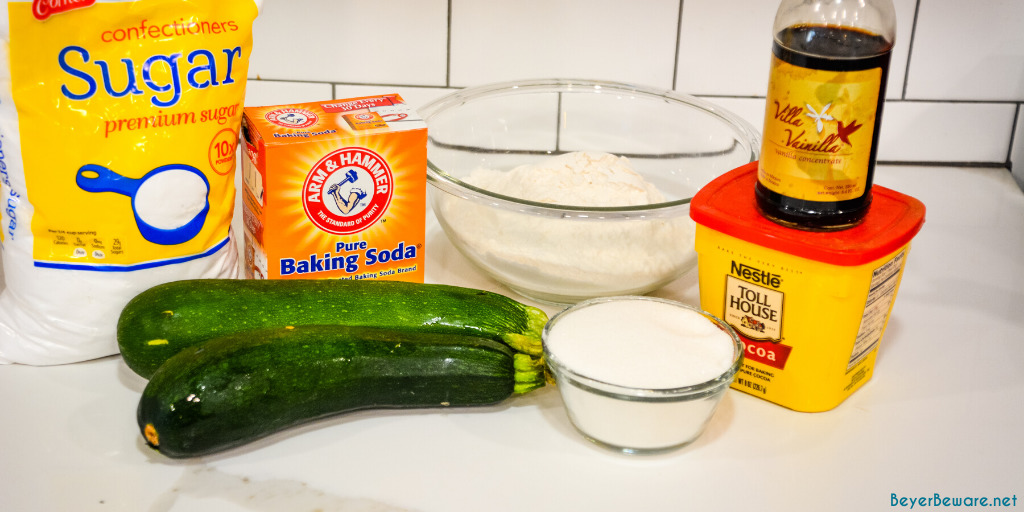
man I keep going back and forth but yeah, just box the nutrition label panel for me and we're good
[848,250,906,370]
[47,230,124,262]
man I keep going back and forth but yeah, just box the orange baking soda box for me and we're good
[240,94,426,282]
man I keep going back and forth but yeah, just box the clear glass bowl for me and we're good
[542,296,744,454]
[421,79,760,304]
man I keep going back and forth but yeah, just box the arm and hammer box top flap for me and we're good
[243,94,426,143]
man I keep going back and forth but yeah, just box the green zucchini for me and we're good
[138,324,545,458]
[118,279,547,379]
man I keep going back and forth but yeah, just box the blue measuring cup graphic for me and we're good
[76,164,211,246]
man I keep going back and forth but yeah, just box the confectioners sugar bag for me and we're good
[0,0,262,364]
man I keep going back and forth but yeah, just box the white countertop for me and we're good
[1,165,1022,512]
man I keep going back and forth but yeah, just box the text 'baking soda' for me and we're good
[240,94,427,282]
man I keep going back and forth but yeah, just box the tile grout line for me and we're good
[250,78,1015,110]
[672,0,684,91]
[1006,104,1019,171]
[555,92,563,153]
[445,0,453,88]
[879,160,1007,168]
[901,0,922,100]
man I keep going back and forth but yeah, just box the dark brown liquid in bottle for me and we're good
[756,24,893,231]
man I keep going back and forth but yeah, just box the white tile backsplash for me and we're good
[676,0,916,99]
[1012,106,1024,190]
[449,0,680,88]
[906,0,1024,102]
[244,80,334,107]
[886,0,918,99]
[242,0,1024,185]
[248,0,448,86]
[675,0,777,97]
[878,101,1017,162]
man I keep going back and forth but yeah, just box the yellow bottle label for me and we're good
[758,55,882,202]
[7,0,257,270]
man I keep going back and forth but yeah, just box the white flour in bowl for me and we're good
[438,152,696,300]
[468,152,666,207]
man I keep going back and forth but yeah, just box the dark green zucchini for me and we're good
[118,279,547,378]
[138,324,545,458]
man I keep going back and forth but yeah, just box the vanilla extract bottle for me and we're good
[756,0,896,231]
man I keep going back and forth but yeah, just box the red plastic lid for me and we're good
[690,162,926,266]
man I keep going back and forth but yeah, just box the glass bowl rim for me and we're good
[420,78,760,217]
[542,295,745,401]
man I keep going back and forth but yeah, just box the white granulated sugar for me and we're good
[441,152,696,297]
[546,298,736,450]
[547,299,735,389]
[135,169,209,230]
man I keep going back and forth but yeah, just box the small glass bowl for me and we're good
[542,296,744,454]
